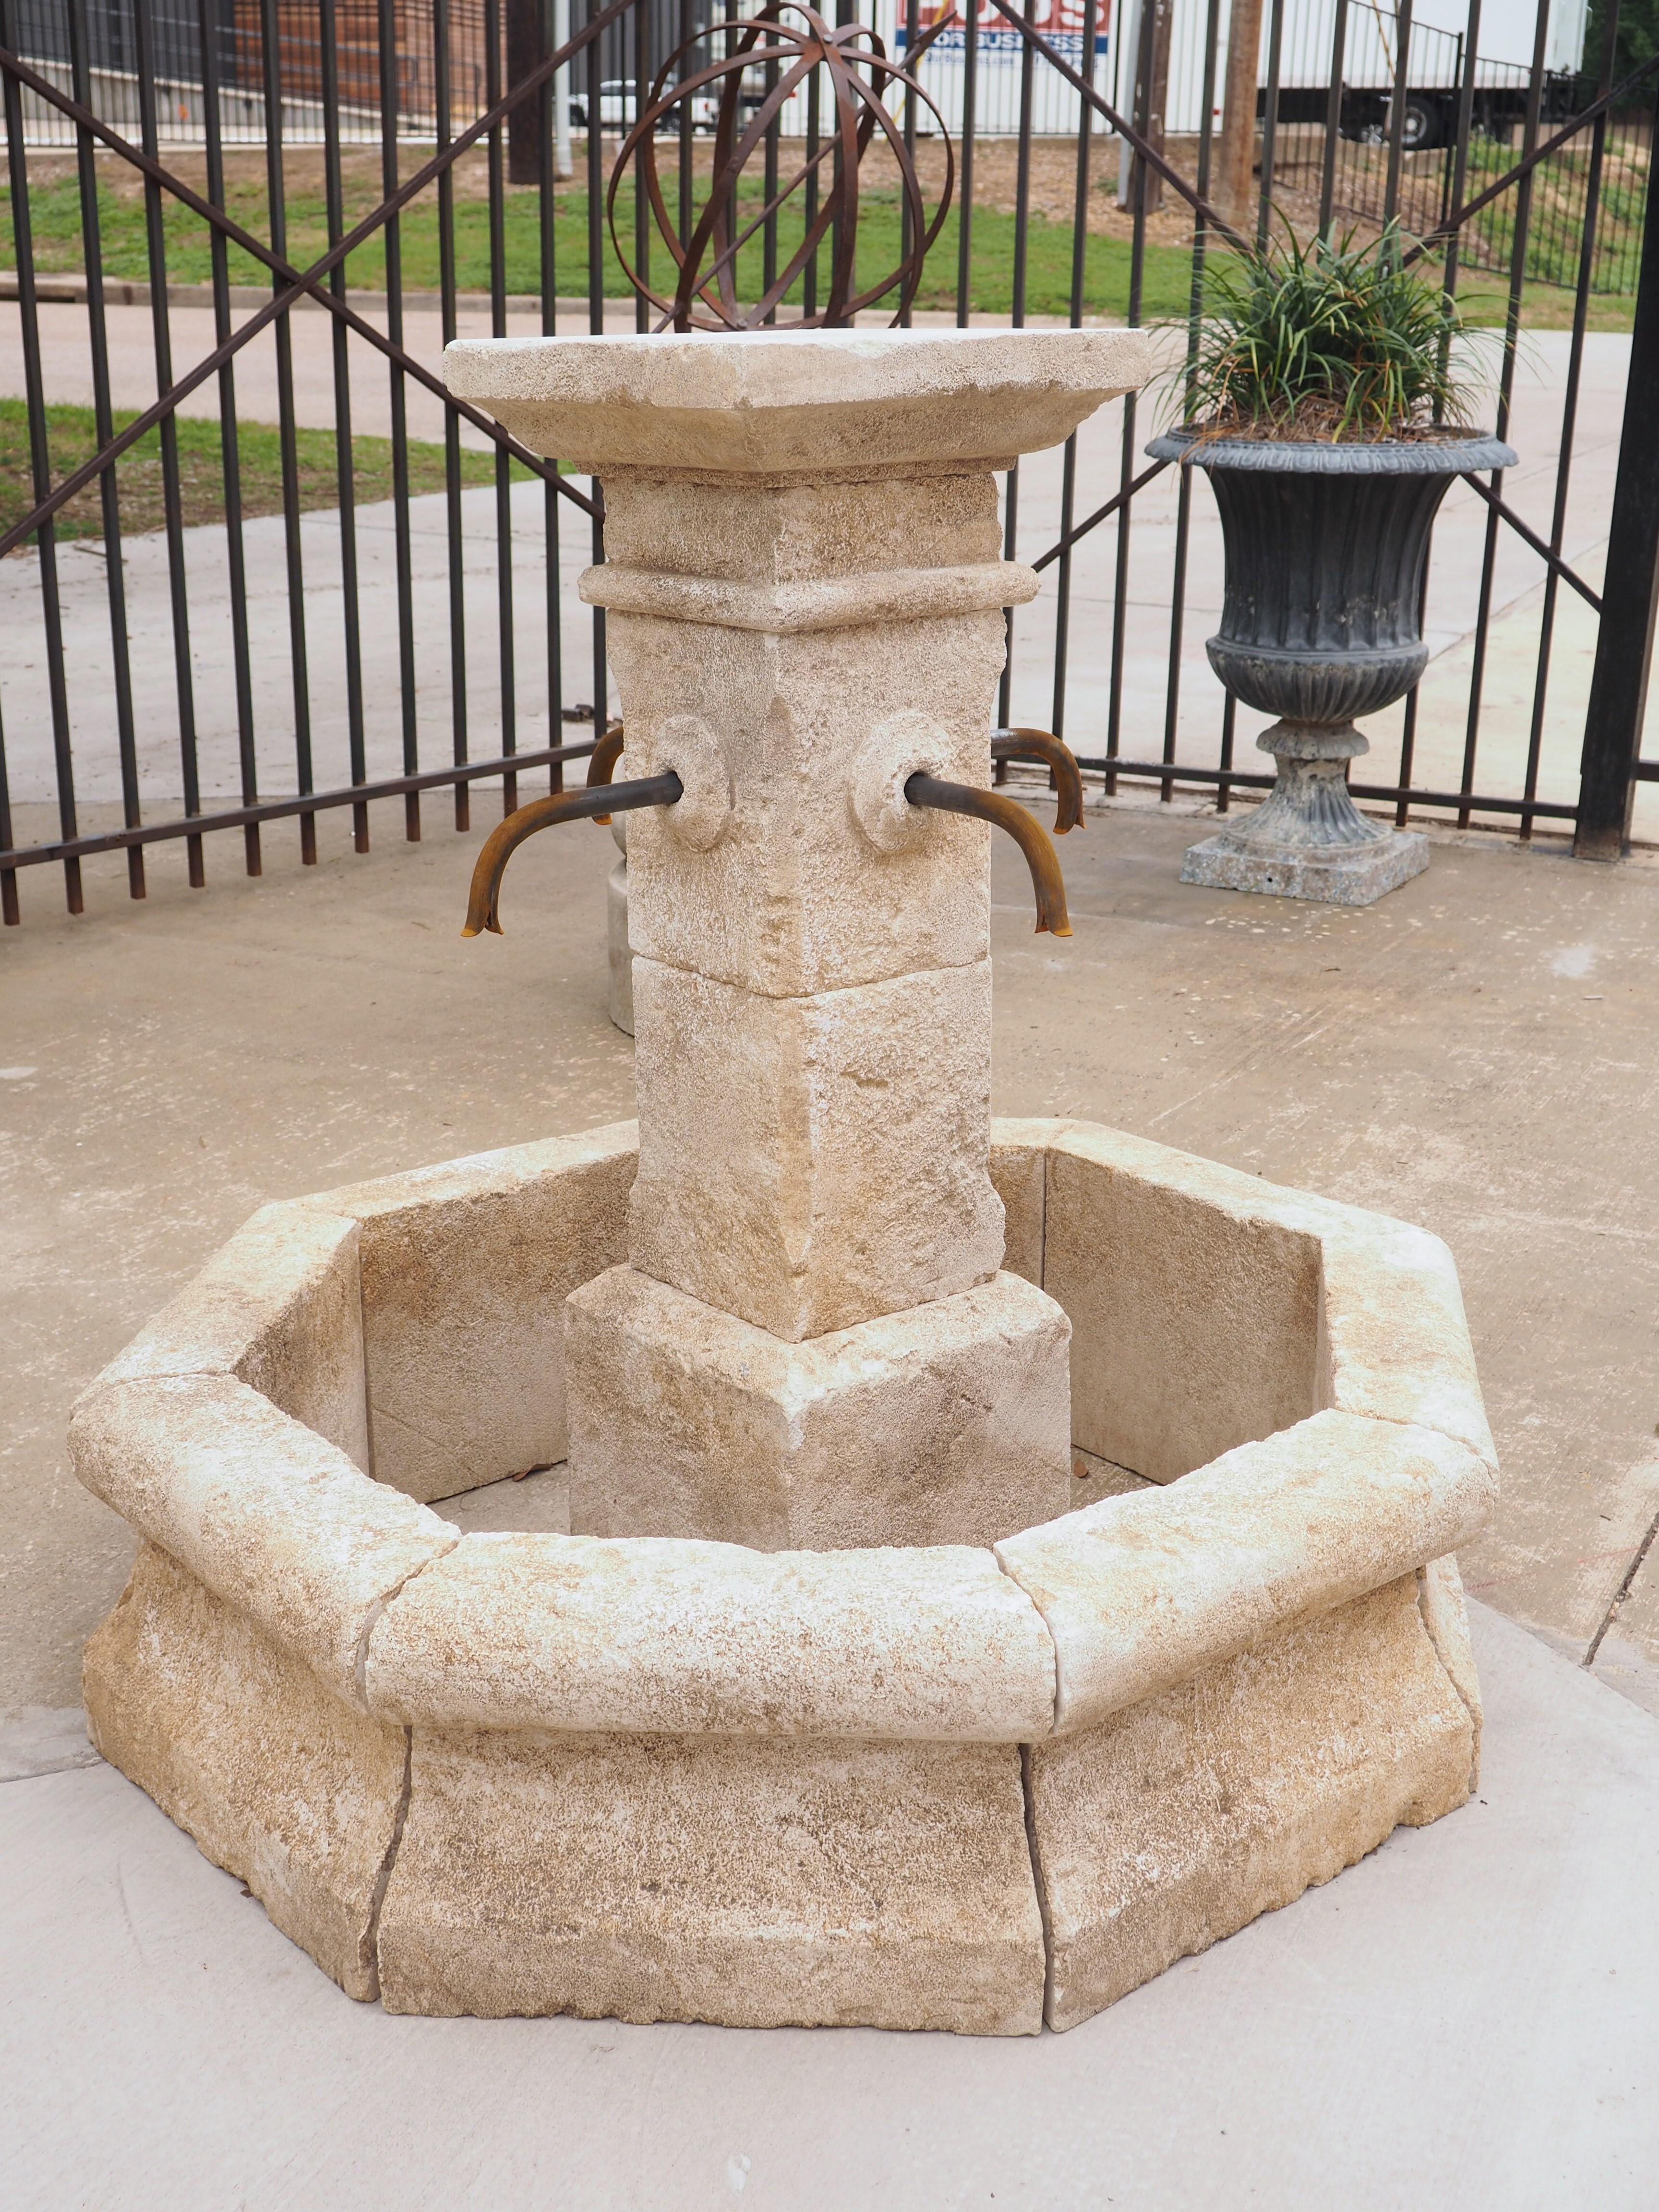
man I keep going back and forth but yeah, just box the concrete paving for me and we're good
[4,801,1659,1725]
[4,1600,1657,2210]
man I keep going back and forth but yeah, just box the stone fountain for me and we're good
[72,328,1495,2034]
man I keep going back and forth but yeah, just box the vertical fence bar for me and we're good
[587,0,606,730]
[1394,0,1481,827]
[1575,69,1659,858]
[486,0,519,814]
[635,0,651,330]
[1520,2,1618,836]
[1382,0,1414,229]
[197,0,260,876]
[380,0,418,846]
[139,0,204,886]
[1458,0,1548,826]
[321,0,370,852]
[899,0,920,330]
[763,7,781,321]
[72,0,145,897]
[956,0,977,326]
[1049,0,1097,743]
[261,0,316,863]
[434,0,469,830]
[1317,0,1348,239]
[540,0,565,788]
[679,0,695,257]
[997,0,1036,729]
[1106,0,1155,786]
[1163,0,1223,803]
[1256,0,1283,248]
[0,11,80,914]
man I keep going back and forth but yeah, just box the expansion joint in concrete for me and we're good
[1585,1499,1659,1668]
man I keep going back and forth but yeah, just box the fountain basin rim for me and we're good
[70,1119,1496,1751]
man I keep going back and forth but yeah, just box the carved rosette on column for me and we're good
[445,329,1151,1549]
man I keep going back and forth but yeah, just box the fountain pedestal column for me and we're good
[445,330,1150,1547]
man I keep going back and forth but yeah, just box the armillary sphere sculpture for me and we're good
[609,0,955,331]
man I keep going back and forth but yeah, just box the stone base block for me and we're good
[606,859,634,1037]
[1180,827,1430,907]
[83,1542,408,2003]
[565,1264,1072,1549]
[375,1728,1045,2032]
[1027,1574,1475,2031]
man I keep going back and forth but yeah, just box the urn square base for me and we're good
[564,1263,1073,1550]
[1180,826,1430,907]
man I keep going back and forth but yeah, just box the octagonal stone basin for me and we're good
[72,1117,1494,2034]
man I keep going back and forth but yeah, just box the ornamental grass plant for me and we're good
[1176,224,1496,440]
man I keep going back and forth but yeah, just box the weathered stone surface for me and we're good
[1318,1215,1498,1467]
[989,1116,1058,1289]
[69,1373,456,1706]
[1419,1551,1483,1787]
[95,1201,368,1468]
[1028,1575,1474,2030]
[1043,1122,1324,1482]
[629,959,1003,1341]
[606,858,634,1035]
[443,325,1153,478]
[301,1124,637,1502]
[364,1528,1056,1739]
[611,609,1003,998]
[376,1727,1046,2032]
[565,1265,1070,1549]
[996,1408,1495,1736]
[1180,823,1431,907]
[84,1542,408,2002]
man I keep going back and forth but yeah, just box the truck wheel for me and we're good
[1393,94,1443,151]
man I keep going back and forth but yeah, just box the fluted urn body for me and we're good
[1151,428,1516,906]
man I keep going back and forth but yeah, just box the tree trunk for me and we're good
[1215,0,1266,230]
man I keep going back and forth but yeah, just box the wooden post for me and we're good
[1215,0,1265,229]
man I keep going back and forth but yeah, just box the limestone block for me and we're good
[1027,1575,1474,2029]
[1042,1122,1324,1481]
[995,1407,1496,1736]
[990,1116,1062,1288]
[1418,1551,1483,1787]
[442,325,1153,479]
[364,1527,1056,1740]
[565,1265,1070,1549]
[301,1123,637,1502]
[1318,1216,1497,1467]
[606,859,634,1035]
[84,1543,407,2002]
[629,960,1003,1341]
[69,1373,457,1707]
[601,469,1004,588]
[94,1201,368,1468]
[376,1727,1045,2032]
[610,611,1003,997]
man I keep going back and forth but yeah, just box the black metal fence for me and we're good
[3,0,1658,922]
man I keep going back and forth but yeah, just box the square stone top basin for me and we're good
[71,1118,1494,2033]
[441,327,1154,478]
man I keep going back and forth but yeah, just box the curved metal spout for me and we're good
[990,728,1084,835]
[904,772,1072,938]
[585,721,626,823]
[462,771,683,938]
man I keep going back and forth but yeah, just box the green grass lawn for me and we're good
[4,172,1216,322]
[0,397,528,547]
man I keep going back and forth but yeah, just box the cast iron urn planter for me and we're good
[1148,427,1516,905]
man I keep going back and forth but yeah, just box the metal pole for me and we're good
[1574,75,1659,860]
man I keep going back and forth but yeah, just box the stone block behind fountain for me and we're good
[450,331,1153,1548]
